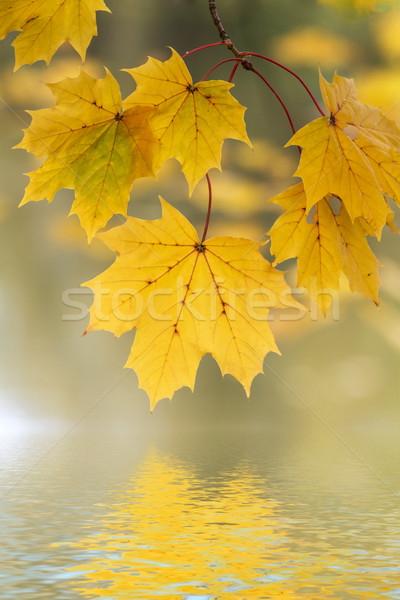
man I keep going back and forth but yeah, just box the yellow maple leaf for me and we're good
[287,72,400,238]
[83,198,293,409]
[269,183,380,314]
[17,69,158,241]
[124,48,251,194]
[355,135,400,207]
[0,0,110,70]
[319,73,400,148]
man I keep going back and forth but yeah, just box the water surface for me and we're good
[1,426,400,599]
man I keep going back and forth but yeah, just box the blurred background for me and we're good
[1,1,400,598]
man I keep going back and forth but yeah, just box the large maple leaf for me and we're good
[83,198,293,409]
[269,183,380,314]
[287,72,400,238]
[124,48,251,194]
[0,0,110,70]
[17,69,158,241]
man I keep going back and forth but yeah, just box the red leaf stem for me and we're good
[201,173,213,243]
[182,42,225,59]
[241,52,326,117]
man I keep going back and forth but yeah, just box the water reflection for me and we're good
[69,447,399,599]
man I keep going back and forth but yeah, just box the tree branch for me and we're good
[208,0,240,56]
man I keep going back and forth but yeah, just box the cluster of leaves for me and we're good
[269,72,400,314]
[17,49,250,240]
[1,0,400,408]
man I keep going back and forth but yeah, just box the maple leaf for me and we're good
[269,182,380,314]
[17,69,158,241]
[0,0,110,70]
[319,73,400,148]
[355,136,400,208]
[287,72,400,238]
[124,48,251,194]
[83,198,293,409]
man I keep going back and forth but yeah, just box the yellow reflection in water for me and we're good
[70,450,391,599]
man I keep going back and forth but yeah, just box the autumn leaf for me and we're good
[269,183,380,314]
[124,48,251,193]
[17,69,158,241]
[83,198,293,409]
[319,73,400,148]
[0,0,110,70]
[355,136,400,208]
[287,72,400,238]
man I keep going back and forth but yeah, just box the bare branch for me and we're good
[208,0,240,56]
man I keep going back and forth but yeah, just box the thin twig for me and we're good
[208,0,241,56]
[206,3,325,118]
